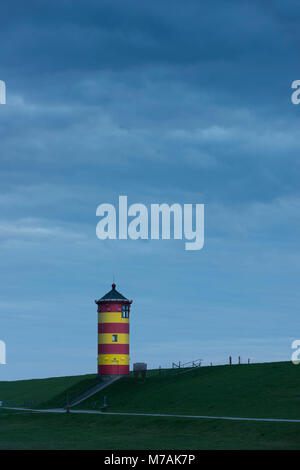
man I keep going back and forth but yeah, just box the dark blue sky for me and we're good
[0,0,300,379]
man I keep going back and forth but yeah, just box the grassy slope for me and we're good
[1,362,300,449]
[0,409,299,450]
[74,362,300,420]
[0,374,96,407]
[37,375,99,409]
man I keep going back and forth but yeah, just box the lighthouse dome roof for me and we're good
[97,283,129,302]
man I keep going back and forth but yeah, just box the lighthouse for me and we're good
[95,283,132,375]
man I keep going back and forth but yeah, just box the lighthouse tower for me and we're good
[95,284,132,375]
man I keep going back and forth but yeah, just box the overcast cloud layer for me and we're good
[0,0,300,379]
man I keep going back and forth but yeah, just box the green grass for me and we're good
[1,361,300,449]
[74,361,300,420]
[0,374,96,408]
[37,375,99,409]
[0,408,299,449]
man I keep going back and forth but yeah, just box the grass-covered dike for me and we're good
[0,361,300,449]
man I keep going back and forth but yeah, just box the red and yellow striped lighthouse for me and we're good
[95,283,132,375]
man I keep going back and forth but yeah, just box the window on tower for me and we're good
[112,334,118,342]
[122,304,130,318]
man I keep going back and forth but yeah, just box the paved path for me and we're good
[3,407,300,423]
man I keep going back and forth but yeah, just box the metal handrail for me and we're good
[172,359,202,368]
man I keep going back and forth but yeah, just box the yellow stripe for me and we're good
[98,354,129,365]
[98,312,129,324]
[98,333,129,344]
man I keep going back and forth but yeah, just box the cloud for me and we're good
[0,218,86,243]
[0,0,299,379]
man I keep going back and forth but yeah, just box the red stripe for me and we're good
[98,344,129,354]
[98,364,129,375]
[97,301,131,313]
[98,323,129,333]
[97,302,122,312]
